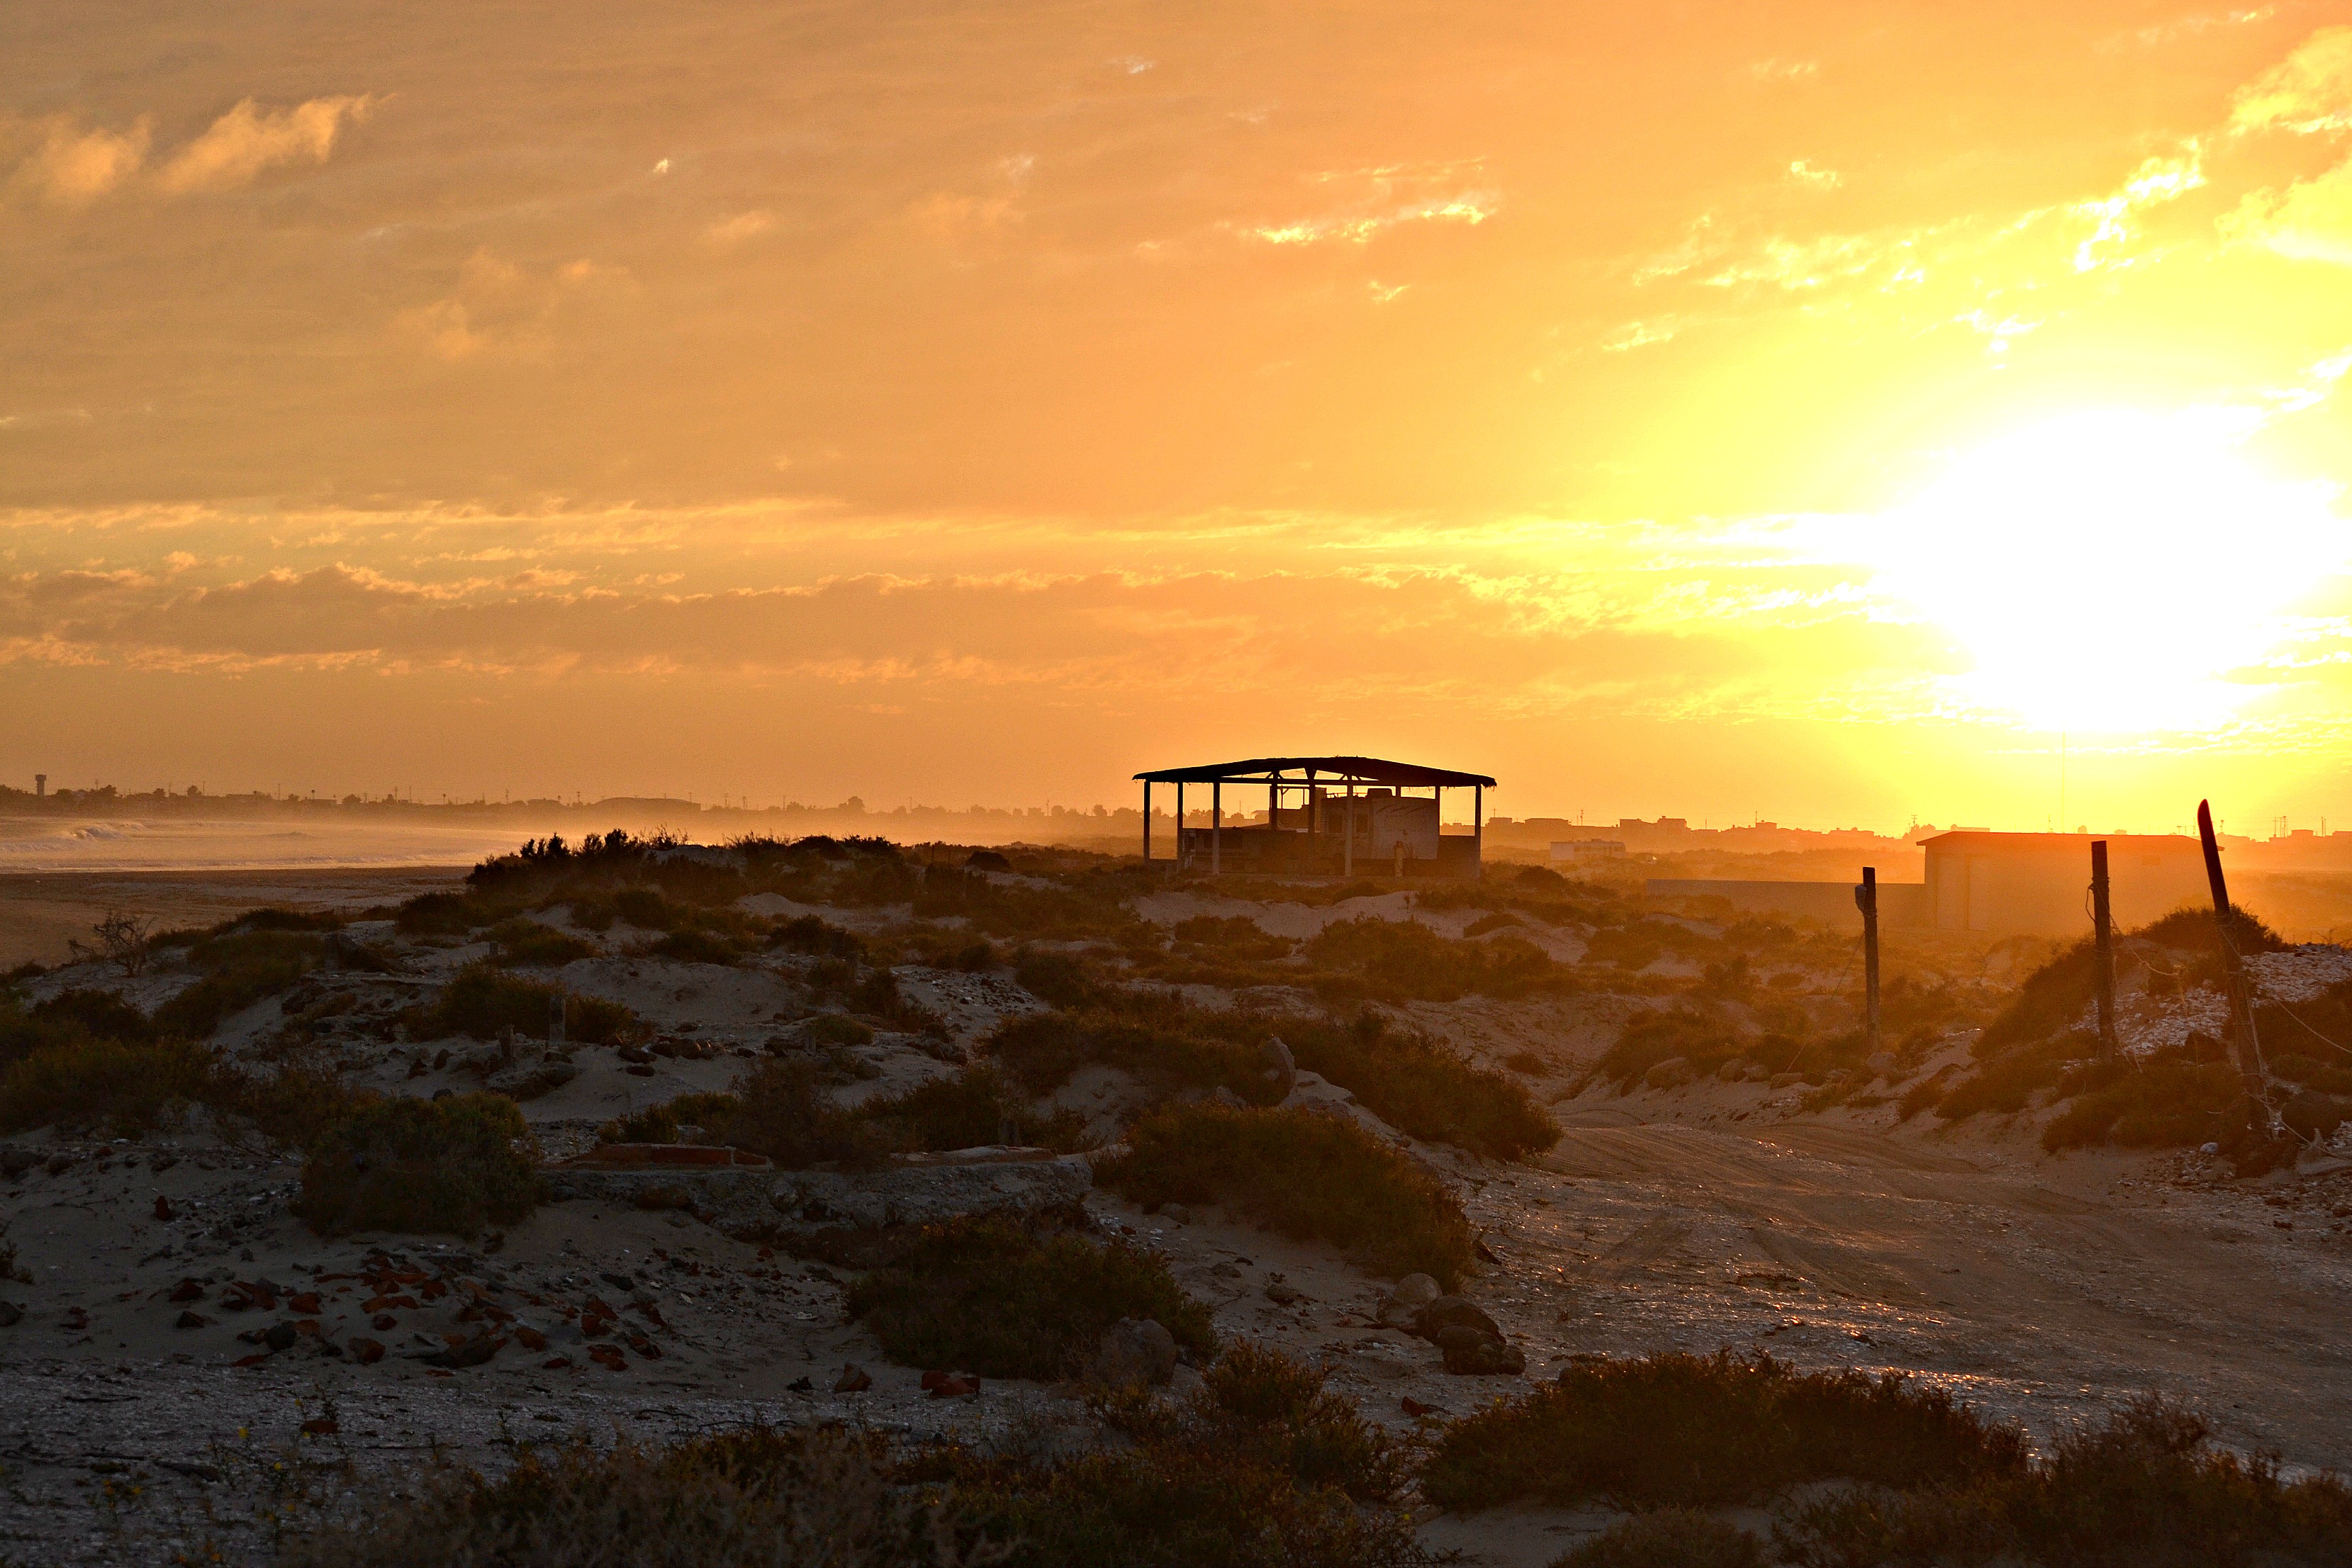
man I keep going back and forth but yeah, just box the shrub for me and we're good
[1597,1009,1744,1089]
[652,927,741,965]
[803,1013,876,1047]
[294,1093,542,1238]
[153,929,326,1038]
[280,1426,968,1568]
[0,1038,218,1137]
[1279,1012,1557,1161]
[1095,1104,1474,1287]
[721,1058,886,1169]
[394,890,510,936]
[1559,1511,1766,1568]
[843,1217,1214,1378]
[1014,949,1106,1008]
[913,1343,1428,1568]
[1419,1353,2026,1511]
[985,1007,1282,1104]
[415,963,634,1044]
[598,1090,744,1145]
[487,917,594,967]
[1774,1399,2352,1568]
[858,1065,1090,1154]
[1305,918,1563,1002]
[772,914,868,960]
[2039,1052,2245,1152]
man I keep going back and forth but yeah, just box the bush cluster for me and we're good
[843,1217,1214,1379]
[1305,917,1566,1003]
[1280,1011,1557,1160]
[412,962,634,1045]
[1095,1102,1475,1287]
[293,1092,542,1238]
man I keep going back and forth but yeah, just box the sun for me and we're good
[1859,407,2346,732]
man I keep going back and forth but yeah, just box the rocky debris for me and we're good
[1260,1036,1297,1098]
[1083,1316,1178,1388]
[1264,1275,1304,1305]
[921,1369,982,1399]
[1375,1272,1442,1328]
[833,1362,873,1393]
[485,1059,580,1101]
[1410,1294,1524,1375]
[769,1150,1090,1238]
[0,1300,21,1328]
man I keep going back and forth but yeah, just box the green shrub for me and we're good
[0,1037,218,1137]
[985,1008,1281,1104]
[1557,1511,1766,1568]
[294,1093,542,1238]
[615,886,685,931]
[858,1065,1090,1153]
[1095,1104,1474,1287]
[1774,1400,2352,1568]
[772,914,868,960]
[415,962,634,1044]
[279,1426,962,1568]
[2039,1052,2245,1152]
[1596,1008,1744,1089]
[844,1217,1214,1378]
[1420,1353,2026,1511]
[721,1058,886,1169]
[394,890,510,936]
[153,929,325,1038]
[651,928,741,965]
[487,917,595,967]
[1279,1011,1557,1161]
[1015,950,1106,1008]
[804,1013,876,1047]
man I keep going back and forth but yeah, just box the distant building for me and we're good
[1134,755,1494,878]
[1550,839,1625,864]
[1921,832,2209,935]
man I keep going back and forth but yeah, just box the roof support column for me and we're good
[1175,781,1185,870]
[1212,781,1221,875]
[1345,783,1355,878]
[1474,783,1484,881]
[1142,780,1150,863]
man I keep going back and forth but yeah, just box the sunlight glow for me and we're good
[1862,408,2347,732]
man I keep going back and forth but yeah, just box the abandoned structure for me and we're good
[1647,831,2212,937]
[1134,756,1495,878]
[1920,831,2209,934]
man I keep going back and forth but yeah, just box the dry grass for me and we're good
[1094,1103,1475,1287]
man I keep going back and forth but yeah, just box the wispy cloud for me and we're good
[155,96,374,194]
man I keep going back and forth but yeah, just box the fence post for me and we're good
[1856,866,1881,1057]
[2196,800,2269,1132]
[2091,840,2117,1057]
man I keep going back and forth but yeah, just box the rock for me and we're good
[1715,1060,1748,1082]
[301,1418,339,1436]
[169,1278,206,1303]
[486,1060,578,1101]
[1264,1277,1303,1306]
[154,1194,174,1221]
[928,1374,980,1399]
[1391,1274,1442,1309]
[174,1310,211,1329]
[1642,1058,1693,1090]
[1412,1296,1501,1342]
[1085,1317,1178,1388]
[1866,1053,1900,1077]
[1400,1396,1441,1418]
[771,1153,1090,1237]
[0,1301,23,1328]
[348,1338,385,1364]
[1437,1325,1525,1375]
[1260,1036,1297,1097]
[0,1146,35,1179]
[420,1335,501,1368]
[787,1376,814,1392]
[1158,1203,1190,1224]
[589,1345,627,1371]
[262,1322,299,1353]
[833,1362,873,1393]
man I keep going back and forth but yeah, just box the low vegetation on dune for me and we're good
[291,1346,1428,1568]
[603,1064,1089,1159]
[1279,1010,1557,1160]
[908,1341,1429,1568]
[843,1216,1214,1379]
[1304,916,1567,1004]
[1095,1102,1476,1287]
[699,1058,888,1168]
[858,1064,1091,1154]
[409,961,635,1045]
[0,1035,218,1138]
[294,1092,542,1238]
[986,1005,1288,1107]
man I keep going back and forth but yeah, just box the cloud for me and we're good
[155,95,373,194]
[2232,26,2352,132]
[702,210,777,247]
[392,250,634,362]
[9,116,150,206]
[2227,156,2352,264]
[1786,160,1840,190]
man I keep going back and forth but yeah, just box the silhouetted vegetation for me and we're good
[1561,1512,1766,1568]
[1306,917,1567,1003]
[858,1064,1090,1153]
[486,917,594,967]
[412,962,634,1044]
[154,928,328,1038]
[1274,1009,1557,1160]
[1096,1103,1475,1287]
[844,1217,1214,1379]
[0,1036,218,1138]
[1421,1353,2026,1511]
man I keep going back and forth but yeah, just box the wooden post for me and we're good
[1142,780,1151,863]
[1212,781,1221,875]
[1175,782,1185,870]
[2197,799,2269,1129]
[2090,840,2117,1057]
[1856,866,1881,1057]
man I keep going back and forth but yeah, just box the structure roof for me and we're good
[1133,756,1496,788]
[1918,831,2200,851]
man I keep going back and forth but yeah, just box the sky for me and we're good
[4,1,2352,831]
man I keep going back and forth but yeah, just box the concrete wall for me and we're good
[1645,878,1928,929]
[1922,834,2208,936]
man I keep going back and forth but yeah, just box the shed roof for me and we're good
[1133,755,1496,788]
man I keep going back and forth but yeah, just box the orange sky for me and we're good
[4,3,2351,830]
